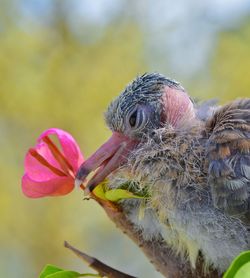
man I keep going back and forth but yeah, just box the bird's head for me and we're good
[75,73,195,192]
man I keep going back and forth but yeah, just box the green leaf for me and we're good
[104,189,144,202]
[223,251,250,278]
[234,262,250,278]
[46,271,83,278]
[39,265,64,278]
[39,264,100,278]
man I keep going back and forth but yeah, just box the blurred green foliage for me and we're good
[191,20,250,101]
[0,2,249,278]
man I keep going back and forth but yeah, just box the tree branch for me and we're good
[64,241,137,278]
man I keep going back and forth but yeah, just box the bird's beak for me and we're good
[75,132,138,194]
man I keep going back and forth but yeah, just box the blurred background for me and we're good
[0,0,250,277]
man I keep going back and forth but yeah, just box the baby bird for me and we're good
[75,73,250,273]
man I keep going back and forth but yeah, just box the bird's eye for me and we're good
[128,107,147,130]
[129,110,137,127]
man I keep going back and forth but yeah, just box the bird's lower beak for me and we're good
[75,132,137,194]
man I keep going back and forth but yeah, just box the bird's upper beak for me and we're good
[75,132,138,193]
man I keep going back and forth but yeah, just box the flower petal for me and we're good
[38,128,84,173]
[24,142,65,181]
[22,174,74,198]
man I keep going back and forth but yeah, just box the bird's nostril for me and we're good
[150,131,157,137]
[76,166,91,181]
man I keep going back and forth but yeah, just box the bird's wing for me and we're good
[205,99,250,218]
[195,99,218,121]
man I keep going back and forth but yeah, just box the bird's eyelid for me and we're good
[127,104,148,130]
[135,108,146,129]
[126,105,138,128]
[129,110,137,127]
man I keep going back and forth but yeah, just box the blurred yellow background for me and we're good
[0,1,250,277]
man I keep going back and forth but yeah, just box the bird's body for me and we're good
[109,109,249,272]
[76,73,250,274]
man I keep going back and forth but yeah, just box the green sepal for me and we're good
[92,181,108,201]
[104,188,144,202]
[93,180,149,202]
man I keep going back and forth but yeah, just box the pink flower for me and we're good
[22,128,84,198]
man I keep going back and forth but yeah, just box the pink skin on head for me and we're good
[162,86,195,128]
[75,132,138,192]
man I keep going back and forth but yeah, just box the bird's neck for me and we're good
[125,124,207,197]
[138,126,209,214]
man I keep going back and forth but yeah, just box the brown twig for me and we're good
[64,241,137,278]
